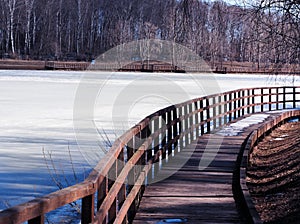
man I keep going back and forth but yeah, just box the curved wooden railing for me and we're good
[0,86,299,224]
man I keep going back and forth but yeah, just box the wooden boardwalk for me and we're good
[1,87,299,224]
[134,112,287,224]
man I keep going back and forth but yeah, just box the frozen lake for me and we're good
[0,70,298,213]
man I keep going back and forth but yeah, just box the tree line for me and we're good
[0,0,299,68]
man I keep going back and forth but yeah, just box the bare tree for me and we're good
[0,0,297,71]
[24,0,34,55]
[255,0,300,68]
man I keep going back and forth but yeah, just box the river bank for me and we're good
[1,59,300,74]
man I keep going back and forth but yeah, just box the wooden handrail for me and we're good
[0,86,299,224]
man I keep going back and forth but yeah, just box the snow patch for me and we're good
[217,114,270,136]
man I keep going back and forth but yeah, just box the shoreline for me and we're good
[0,59,299,75]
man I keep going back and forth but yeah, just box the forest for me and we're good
[0,0,299,68]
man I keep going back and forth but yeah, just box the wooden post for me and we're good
[167,110,173,155]
[212,97,217,130]
[140,126,148,184]
[108,161,117,223]
[154,117,160,156]
[261,88,264,112]
[28,216,44,224]
[218,96,222,127]
[82,194,95,224]
[153,117,160,176]
[137,129,146,207]
[179,106,184,150]
[117,148,126,217]
[127,138,135,186]
[97,176,107,211]
[247,89,251,114]
[141,126,152,165]
[224,95,228,124]
[206,98,211,133]
[241,90,245,116]
[233,92,237,119]
[173,107,179,152]
[161,112,167,159]
[269,88,272,111]
[252,89,255,113]
[200,100,204,135]
[144,125,152,164]
[237,91,241,118]
[293,87,296,108]
[283,87,286,109]
[127,139,136,222]
[276,87,279,110]
[194,101,199,137]
[189,103,194,141]
[108,198,117,223]
[184,104,189,146]
[229,93,232,122]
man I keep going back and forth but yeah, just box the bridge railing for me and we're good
[0,86,299,224]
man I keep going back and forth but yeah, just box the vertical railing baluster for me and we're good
[97,176,107,210]
[224,94,228,124]
[130,128,144,223]
[178,106,184,150]
[108,161,117,223]
[241,90,245,116]
[189,103,194,141]
[141,127,148,162]
[247,89,251,114]
[276,87,279,110]
[28,216,44,224]
[194,101,199,137]
[82,194,95,224]
[212,97,217,130]
[138,128,147,202]
[154,116,160,155]
[233,92,237,119]
[200,100,204,135]
[269,88,272,111]
[252,89,255,113]
[173,107,179,152]
[127,138,136,223]
[283,87,286,109]
[167,110,173,155]
[261,88,264,112]
[184,104,189,145]
[206,98,210,133]
[218,95,222,127]
[229,93,232,122]
[237,91,241,118]
[293,87,296,108]
[153,116,160,176]
[161,112,167,159]
[144,124,152,164]
[117,147,126,221]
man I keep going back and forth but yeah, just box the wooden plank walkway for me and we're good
[134,112,288,224]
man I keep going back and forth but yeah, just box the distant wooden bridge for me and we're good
[0,87,299,224]
[45,61,89,70]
